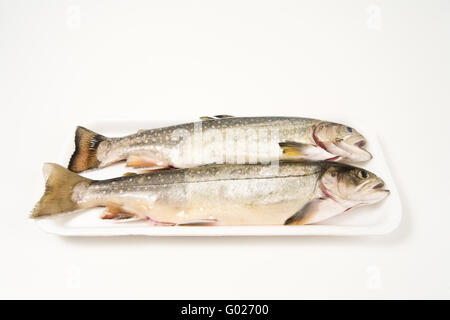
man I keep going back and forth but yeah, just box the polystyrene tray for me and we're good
[35,119,402,236]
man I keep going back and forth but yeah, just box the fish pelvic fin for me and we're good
[126,155,161,168]
[68,126,107,172]
[177,218,218,226]
[101,203,136,220]
[284,197,345,225]
[31,163,92,218]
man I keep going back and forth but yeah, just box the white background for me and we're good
[0,0,449,299]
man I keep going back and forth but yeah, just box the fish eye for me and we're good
[346,127,353,133]
[357,170,368,179]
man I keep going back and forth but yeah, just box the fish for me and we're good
[67,116,372,173]
[31,162,389,226]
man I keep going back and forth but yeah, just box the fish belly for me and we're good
[144,177,316,226]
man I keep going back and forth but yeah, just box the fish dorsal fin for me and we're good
[137,129,146,134]
[200,115,235,121]
[213,114,234,119]
[284,198,345,225]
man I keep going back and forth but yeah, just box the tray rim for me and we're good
[35,118,403,237]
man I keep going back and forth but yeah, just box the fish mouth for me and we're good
[372,181,390,194]
[312,125,372,162]
[338,139,372,162]
[351,139,372,161]
[354,139,366,148]
[373,182,384,189]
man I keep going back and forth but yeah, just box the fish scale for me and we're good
[67,116,372,173]
[32,161,389,226]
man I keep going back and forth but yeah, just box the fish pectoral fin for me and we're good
[279,141,335,160]
[177,218,218,226]
[101,204,136,220]
[284,198,345,225]
[279,141,314,157]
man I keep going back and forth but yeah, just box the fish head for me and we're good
[313,122,372,162]
[320,165,390,206]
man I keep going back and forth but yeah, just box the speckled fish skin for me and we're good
[79,116,371,171]
[97,117,314,168]
[74,162,323,225]
[66,161,389,226]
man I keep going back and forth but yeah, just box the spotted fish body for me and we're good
[32,162,389,226]
[93,117,320,170]
[77,162,321,225]
[68,116,372,173]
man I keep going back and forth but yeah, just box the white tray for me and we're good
[35,119,402,236]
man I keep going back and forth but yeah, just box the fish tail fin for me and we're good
[68,126,106,172]
[31,163,92,218]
